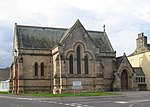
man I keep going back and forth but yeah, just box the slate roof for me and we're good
[88,31,113,52]
[133,67,145,76]
[16,25,67,49]
[116,56,123,69]
[15,20,114,52]
[116,53,133,70]
[0,67,10,81]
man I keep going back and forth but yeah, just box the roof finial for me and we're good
[103,25,105,32]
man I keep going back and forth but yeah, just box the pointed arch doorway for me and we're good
[121,70,128,90]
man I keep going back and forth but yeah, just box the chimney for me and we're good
[136,32,147,49]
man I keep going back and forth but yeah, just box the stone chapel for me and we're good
[10,20,138,94]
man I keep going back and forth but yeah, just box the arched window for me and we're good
[69,55,73,74]
[77,46,81,74]
[41,62,44,76]
[84,55,88,74]
[34,62,38,76]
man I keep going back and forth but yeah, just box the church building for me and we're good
[10,20,138,94]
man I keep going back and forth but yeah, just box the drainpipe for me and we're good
[14,49,18,95]
[15,59,18,95]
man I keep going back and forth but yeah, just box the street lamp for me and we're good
[14,49,18,95]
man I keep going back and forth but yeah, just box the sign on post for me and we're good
[72,81,82,96]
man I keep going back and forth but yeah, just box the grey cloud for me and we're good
[0,20,13,67]
[1,1,150,67]
[0,14,49,68]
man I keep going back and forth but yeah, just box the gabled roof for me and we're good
[133,67,145,76]
[0,67,10,81]
[59,19,93,45]
[116,53,133,70]
[15,20,114,52]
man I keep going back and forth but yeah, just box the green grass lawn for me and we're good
[0,91,9,94]
[24,92,116,97]
[0,91,116,97]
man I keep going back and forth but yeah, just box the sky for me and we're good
[0,0,150,68]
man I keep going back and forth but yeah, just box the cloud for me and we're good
[1,0,150,67]
[46,6,101,28]
[0,20,13,67]
[0,16,50,67]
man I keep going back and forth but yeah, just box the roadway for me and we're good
[0,91,150,107]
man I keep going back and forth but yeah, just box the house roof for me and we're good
[0,67,10,81]
[15,20,114,52]
[133,67,145,76]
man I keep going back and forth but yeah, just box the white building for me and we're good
[128,33,148,90]
[0,67,10,92]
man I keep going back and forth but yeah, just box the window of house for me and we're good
[69,55,73,74]
[34,62,38,76]
[136,76,145,84]
[77,46,81,74]
[84,55,88,74]
[41,62,44,76]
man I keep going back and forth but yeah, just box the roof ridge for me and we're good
[16,24,104,33]
[17,24,68,30]
[87,30,103,33]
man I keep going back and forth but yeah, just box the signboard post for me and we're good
[72,81,82,96]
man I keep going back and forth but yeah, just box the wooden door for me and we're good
[121,70,128,90]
